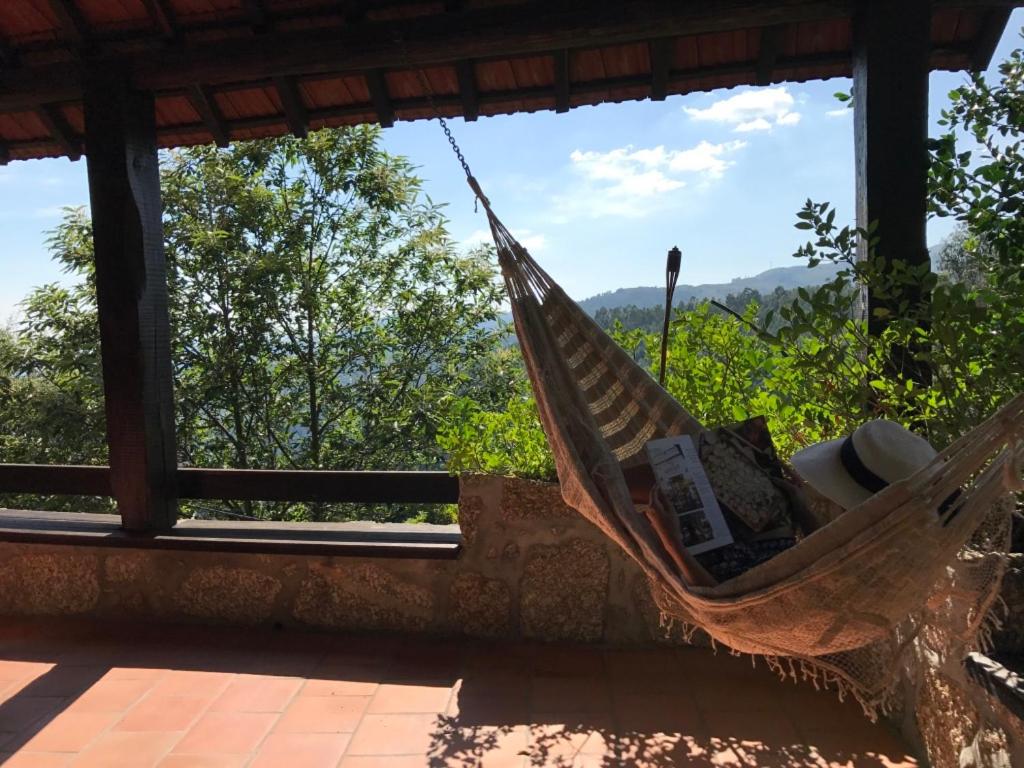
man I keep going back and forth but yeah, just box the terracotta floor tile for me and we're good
[612,691,703,735]
[532,676,611,715]
[103,668,168,683]
[346,713,444,756]
[150,672,233,699]
[210,675,303,713]
[25,668,106,698]
[172,712,276,754]
[67,679,154,713]
[0,661,54,684]
[368,683,453,714]
[22,711,120,753]
[446,677,531,725]
[249,732,351,768]
[114,694,214,732]
[301,677,379,697]
[0,753,73,767]
[74,731,181,768]
[339,756,433,768]
[701,707,803,749]
[432,724,529,768]
[156,755,248,768]
[0,696,66,731]
[274,695,370,734]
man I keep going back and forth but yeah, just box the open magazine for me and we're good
[644,434,733,555]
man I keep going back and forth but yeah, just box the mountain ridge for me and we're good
[576,262,843,312]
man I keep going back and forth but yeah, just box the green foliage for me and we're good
[438,385,555,481]
[1,130,508,521]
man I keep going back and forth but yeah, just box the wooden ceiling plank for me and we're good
[756,24,784,85]
[47,0,91,48]
[365,69,394,127]
[649,38,671,100]
[187,84,230,147]
[242,0,270,31]
[553,49,569,113]
[36,103,81,159]
[455,60,479,121]
[971,8,1012,70]
[140,0,180,41]
[0,0,1015,115]
[274,75,309,137]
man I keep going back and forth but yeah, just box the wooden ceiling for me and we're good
[0,0,1018,162]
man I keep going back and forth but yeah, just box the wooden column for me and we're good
[84,71,178,531]
[853,0,931,340]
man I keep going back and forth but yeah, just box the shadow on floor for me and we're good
[0,619,918,767]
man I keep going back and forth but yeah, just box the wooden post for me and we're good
[84,71,178,531]
[853,0,931,340]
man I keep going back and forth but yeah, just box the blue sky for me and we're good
[1,11,1021,323]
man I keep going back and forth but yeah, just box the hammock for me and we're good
[463,174,1024,710]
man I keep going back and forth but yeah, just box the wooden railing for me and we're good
[0,464,459,504]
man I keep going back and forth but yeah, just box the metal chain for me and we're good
[396,33,475,181]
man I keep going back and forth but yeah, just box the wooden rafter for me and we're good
[971,8,1012,70]
[241,0,269,31]
[365,69,395,128]
[140,0,180,41]
[756,24,784,86]
[554,49,570,113]
[0,0,1015,115]
[648,38,671,100]
[36,103,81,159]
[274,75,308,137]
[0,38,17,68]
[47,0,90,47]
[187,84,230,147]
[455,60,479,121]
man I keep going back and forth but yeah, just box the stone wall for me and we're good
[0,476,672,645]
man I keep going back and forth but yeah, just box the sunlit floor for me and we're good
[0,618,916,767]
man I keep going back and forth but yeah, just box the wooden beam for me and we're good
[0,52,858,159]
[0,0,1012,113]
[554,49,570,113]
[971,8,1012,71]
[649,38,671,101]
[455,60,479,121]
[0,38,17,69]
[756,24,784,86]
[84,70,178,531]
[241,0,269,31]
[177,468,459,504]
[36,104,81,160]
[0,464,111,496]
[274,75,308,137]
[47,0,91,47]
[365,69,394,127]
[140,0,180,41]
[853,0,931,379]
[187,84,230,147]
[0,464,459,504]
[0,142,9,165]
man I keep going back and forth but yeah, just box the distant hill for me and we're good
[576,263,843,313]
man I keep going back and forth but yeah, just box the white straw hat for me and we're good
[791,420,938,511]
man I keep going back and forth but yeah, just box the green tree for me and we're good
[5,129,508,522]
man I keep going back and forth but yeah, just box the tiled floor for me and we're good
[0,619,918,767]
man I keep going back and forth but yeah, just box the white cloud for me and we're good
[684,87,802,132]
[826,108,852,118]
[735,118,773,133]
[548,140,747,221]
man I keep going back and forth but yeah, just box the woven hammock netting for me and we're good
[468,176,1024,713]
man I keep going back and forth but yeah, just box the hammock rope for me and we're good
[409,67,1023,711]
